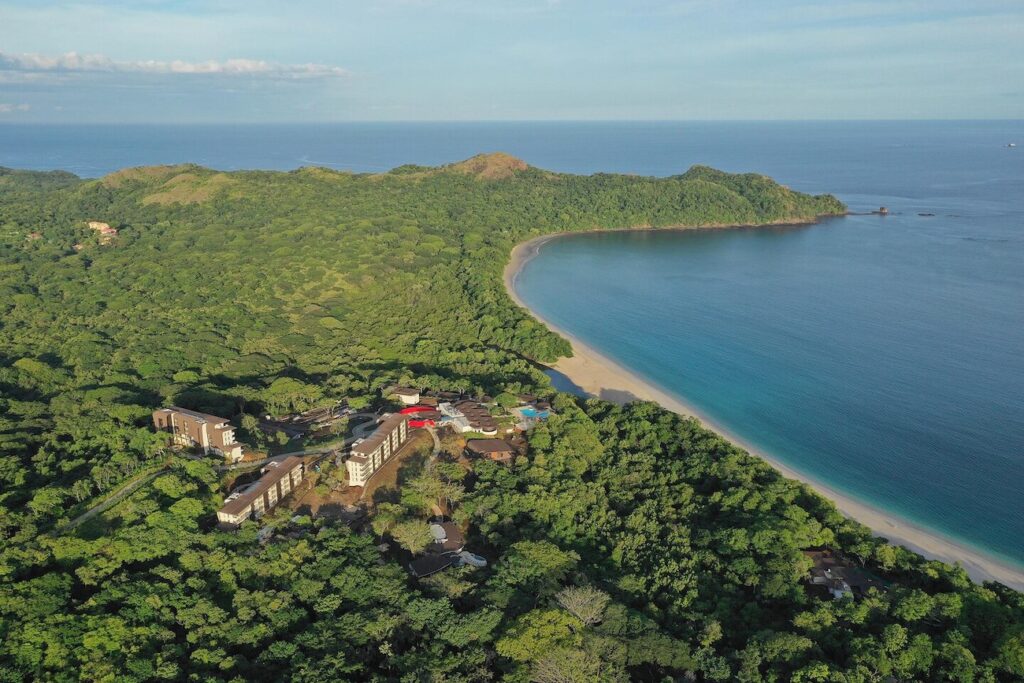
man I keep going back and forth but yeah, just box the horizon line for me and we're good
[1,118,1023,126]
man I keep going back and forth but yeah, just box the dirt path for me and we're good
[55,464,169,534]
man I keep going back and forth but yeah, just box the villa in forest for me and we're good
[804,549,886,600]
[152,406,243,462]
[408,522,467,578]
[217,456,305,528]
[465,438,516,462]
[346,413,409,487]
[87,220,118,244]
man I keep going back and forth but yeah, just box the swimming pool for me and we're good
[519,407,550,419]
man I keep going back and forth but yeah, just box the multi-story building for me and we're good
[346,413,408,487]
[152,406,243,462]
[217,456,305,527]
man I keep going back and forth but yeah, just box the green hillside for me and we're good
[2,157,1021,681]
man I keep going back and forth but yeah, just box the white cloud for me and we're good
[0,103,31,113]
[0,51,347,79]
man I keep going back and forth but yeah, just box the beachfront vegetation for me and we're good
[1,156,1021,680]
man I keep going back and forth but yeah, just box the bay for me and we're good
[3,119,1022,568]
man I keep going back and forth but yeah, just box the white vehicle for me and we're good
[457,551,487,568]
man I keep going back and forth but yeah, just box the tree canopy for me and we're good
[2,157,1020,681]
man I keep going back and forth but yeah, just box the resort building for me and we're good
[454,400,498,434]
[392,387,421,405]
[217,456,305,527]
[465,438,516,463]
[438,400,499,435]
[152,406,243,462]
[346,413,409,487]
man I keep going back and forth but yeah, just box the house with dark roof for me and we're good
[217,456,305,528]
[153,406,243,462]
[408,553,459,578]
[346,413,409,487]
[407,522,467,578]
[427,522,465,554]
[465,438,516,463]
[804,549,887,599]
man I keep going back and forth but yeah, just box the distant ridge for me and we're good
[445,152,529,180]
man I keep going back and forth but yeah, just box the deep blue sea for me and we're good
[2,121,1022,569]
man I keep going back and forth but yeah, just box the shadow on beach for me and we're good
[544,367,588,397]
[545,367,645,406]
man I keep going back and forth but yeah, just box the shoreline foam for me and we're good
[504,230,1024,591]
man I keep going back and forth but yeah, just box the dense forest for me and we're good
[1,156,1021,681]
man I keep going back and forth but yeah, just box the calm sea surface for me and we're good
[2,121,1022,567]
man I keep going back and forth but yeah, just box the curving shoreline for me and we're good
[504,230,1024,591]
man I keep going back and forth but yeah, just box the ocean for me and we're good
[2,120,1022,568]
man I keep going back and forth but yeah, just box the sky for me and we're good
[0,0,1022,123]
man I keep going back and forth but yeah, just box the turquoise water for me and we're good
[513,125,1024,569]
[3,120,1022,568]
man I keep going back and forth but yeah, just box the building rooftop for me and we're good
[465,439,515,455]
[409,553,458,578]
[454,400,498,430]
[803,549,887,595]
[427,522,465,554]
[162,406,232,426]
[351,413,407,455]
[220,456,304,516]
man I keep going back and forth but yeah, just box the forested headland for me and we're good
[1,155,1022,681]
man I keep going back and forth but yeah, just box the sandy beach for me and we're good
[505,232,1024,591]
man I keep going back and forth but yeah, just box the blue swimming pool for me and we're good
[520,408,550,419]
